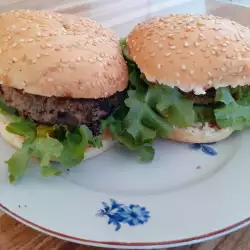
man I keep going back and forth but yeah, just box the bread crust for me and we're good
[127,14,250,94]
[0,10,128,98]
[167,123,233,143]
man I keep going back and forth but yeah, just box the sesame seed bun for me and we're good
[0,10,128,98]
[0,112,115,161]
[127,14,250,94]
[167,123,233,143]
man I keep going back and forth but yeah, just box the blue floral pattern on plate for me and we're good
[189,142,217,156]
[97,199,150,231]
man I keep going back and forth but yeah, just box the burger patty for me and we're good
[180,88,216,104]
[0,86,126,135]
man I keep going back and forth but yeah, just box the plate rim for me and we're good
[1,203,250,249]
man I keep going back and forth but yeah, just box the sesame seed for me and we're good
[207,80,213,85]
[0,49,2,54]
[168,34,174,39]
[76,57,81,62]
[239,66,244,73]
[154,40,159,44]
[194,42,200,47]
[189,51,195,56]
[37,32,42,37]
[47,78,54,82]
[12,57,18,62]
[189,70,194,76]
[158,44,163,48]
[170,45,176,50]
[36,53,41,58]
[19,39,25,43]
[32,59,36,64]
[221,48,227,52]
[60,59,68,63]
[176,80,180,85]
[176,50,182,54]
[176,72,180,77]
[239,33,244,38]
[12,43,17,47]
[221,67,226,72]
[46,43,52,48]
[218,76,224,81]
[243,76,247,80]
[164,52,171,57]
[69,64,76,69]
[222,43,227,47]
[215,36,221,40]
[28,38,34,42]
[208,72,213,77]
[157,64,162,69]
[212,50,216,55]
[21,28,27,31]
[181,64,186,71]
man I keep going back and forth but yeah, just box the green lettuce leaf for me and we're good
[138,145,155,162]
[215,87,250,130]
[156,87,195,127]
[5,136,64,182]
[33,137,63,177]
[6,119,36,140]
[5,140,33,183]
[81,125,103,148]
[0,98,17,115]
[194,105,216,124]
[58,128,88,168]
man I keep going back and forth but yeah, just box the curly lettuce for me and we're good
[0,110,110,183]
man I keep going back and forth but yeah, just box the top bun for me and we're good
[127,14,250,94]
[0,10,128,98]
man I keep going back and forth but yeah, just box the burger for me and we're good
[0,10,128,182]
[119,14,250,150]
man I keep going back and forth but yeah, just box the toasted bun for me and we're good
[0,113,115,161]
[127,14,250,94]
[167,123,233,143]
[0,10,128,98]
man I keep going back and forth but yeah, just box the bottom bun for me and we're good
[0,113,115,161]
[167,123,234,143]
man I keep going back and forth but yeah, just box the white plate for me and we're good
[1,131,250,249]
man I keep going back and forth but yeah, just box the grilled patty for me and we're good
[0,86,125,135]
